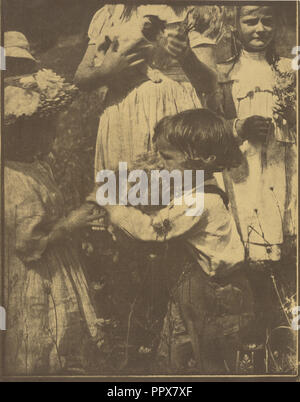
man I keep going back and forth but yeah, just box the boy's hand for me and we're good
[65,203,105,231]
[236,116,273,142]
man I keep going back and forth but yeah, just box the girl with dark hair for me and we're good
[89,109,254,373]
[210,5,297,262]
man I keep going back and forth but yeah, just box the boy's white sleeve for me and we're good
[108,197,206,242]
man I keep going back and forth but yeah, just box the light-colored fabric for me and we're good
[221,51,297,261]
[89,5,222,173]
[4,161,100,375]
[88,5,220,46]
[94,78,202,173]
[108,179,244,277]
[4,31,36,61]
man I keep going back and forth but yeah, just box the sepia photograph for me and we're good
[0,0,298,381]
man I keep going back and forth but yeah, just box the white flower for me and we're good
[5,86,40,118]
[19,75,37,88]
[188,358,196,368]
[138,346,151,354]
[35,69,65,98]
[95,318,113,327]
[5,69,78,124]
[36,69,65,86]
[95,318,106,327]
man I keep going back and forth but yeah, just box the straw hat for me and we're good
[4,31,36,62]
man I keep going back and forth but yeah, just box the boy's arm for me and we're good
[104,200,205,242]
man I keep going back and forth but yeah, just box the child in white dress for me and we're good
[75,5,224,173]
[212,5,297,262]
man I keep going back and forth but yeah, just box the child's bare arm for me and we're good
[164,29,217,95]
[182,46,218,94]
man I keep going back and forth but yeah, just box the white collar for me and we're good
[239,49,268,63]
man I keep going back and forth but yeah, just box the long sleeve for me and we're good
[107,189,206,242]
[5,165,64,264]
[88,6,115,45]
[14,196,51,262]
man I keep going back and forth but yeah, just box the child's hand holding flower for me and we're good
[273,67,296,130]
[273,100,296,130]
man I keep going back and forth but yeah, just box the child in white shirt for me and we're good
[90,109,254,373]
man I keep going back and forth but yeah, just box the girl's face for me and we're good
[238,6,275,52]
